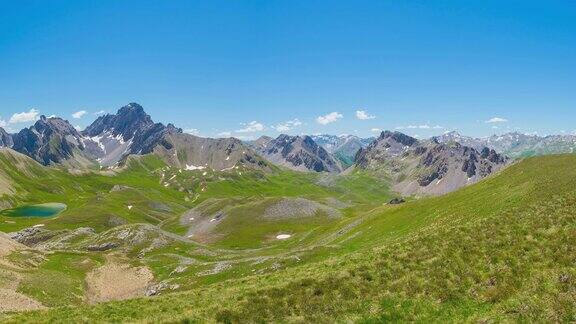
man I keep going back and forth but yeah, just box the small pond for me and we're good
[0,203,67,218]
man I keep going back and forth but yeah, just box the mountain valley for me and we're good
[0,104,574,323]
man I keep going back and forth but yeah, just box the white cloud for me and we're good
[316,112,343,125]
[9,108,40,123]
[94,110,106,115]
[234,135,255,141]
[370,128,381,132]
[236,121,265,133]
[396,124,443,130]
[72,110,87,119]
[273,119,302,132]
[47,114,57,118]
[486,117,508,123]
[356,110,375,120]
[0,118,6,128]
[74,125,82,131]
[184,128,200,135]
[217,131,232,137]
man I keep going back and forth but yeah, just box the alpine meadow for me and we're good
[0,1,575,323]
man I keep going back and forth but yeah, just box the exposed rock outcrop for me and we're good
[11,116,89,165]
[355,131,508,196]
[254,134,342,172]
[0,128,12,148]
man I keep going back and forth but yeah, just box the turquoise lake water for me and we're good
[0,203,67,218]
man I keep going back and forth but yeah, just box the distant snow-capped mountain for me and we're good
[2,104,574,169]
[435,131,576,159]
[311,134,374,167]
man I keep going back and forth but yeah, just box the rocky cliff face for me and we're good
[356,131,508,196]
[255,134,342,172]
[355,131,419,168]
[0,128,12,148]
[11,116,89,165]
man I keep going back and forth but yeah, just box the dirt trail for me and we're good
[86,259,154,304]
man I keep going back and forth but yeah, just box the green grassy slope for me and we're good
[0,151,189,233]
[3,154,574,322]
[0,149,394,315]
[0,150,388,235]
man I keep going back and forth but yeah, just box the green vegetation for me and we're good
[334,151,355,169]
[18,253,103,307]
[1,152,575,322]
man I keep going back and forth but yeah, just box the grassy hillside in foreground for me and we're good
[3,154,575,323]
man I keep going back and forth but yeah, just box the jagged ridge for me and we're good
[355,131,508,195]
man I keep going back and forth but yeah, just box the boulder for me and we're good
[86,242,119,251]
[388,198,405,205]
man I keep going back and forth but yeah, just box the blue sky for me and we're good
[0,0,574,139]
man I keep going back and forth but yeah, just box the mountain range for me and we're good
[0,104,573,322]
[250,134,343,173]
[0,103,270,172]
[356,131,507,196]
[0,103,573,196]
[435,131,576,159]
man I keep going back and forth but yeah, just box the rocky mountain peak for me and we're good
[166,123,183,134]
[84,102,155,142]
[255,134,342,173]
[379,131,418,147]
[11,116,85,165]
[121,102,149,118]
[355,130,508,196]
[300,135,318,148]
[79,103,265,171]
[35,116,81,137]
[81,103,167,165]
